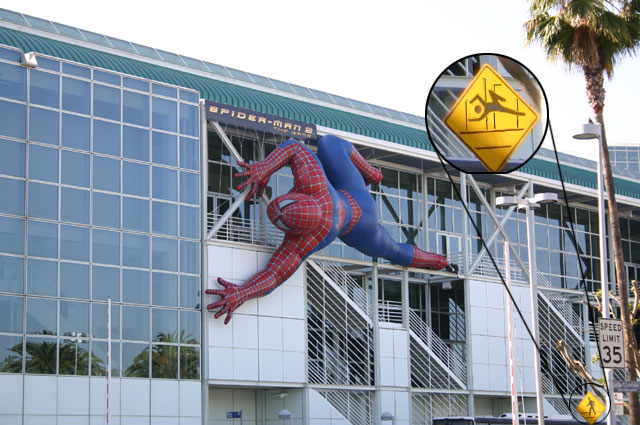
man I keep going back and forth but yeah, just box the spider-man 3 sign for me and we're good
[207,135,456,323]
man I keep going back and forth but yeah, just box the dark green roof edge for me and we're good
[2,26,640,200]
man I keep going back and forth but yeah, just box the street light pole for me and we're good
[573,123,614,425]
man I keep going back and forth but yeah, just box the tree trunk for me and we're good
[594,110,640,421]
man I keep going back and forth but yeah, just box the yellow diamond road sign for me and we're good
[444,64,539,172]
[576,391,606,424]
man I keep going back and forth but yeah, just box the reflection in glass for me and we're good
[60,262,89,299]
[152,343,178,379]
[180,171,199,205]
[28,182,58,219]
[29,69,57,107]
[60,225,90,261]
[179,103,198,137]
[180,345,199,379]
[152,272,177,307]
[0,100,26,140]
[62,113,90,150]
[122,342,149,377]
[29,144,58,182]
[60,301,89,336]
[180,311,200,344]
[123,196,149,232]
[152,97,177,132]
[180,137,199,171]
[62,77,91,115]
[27,220,58,258]
[180,205,199,239]
[152,308,177,342]
[29,106,59,146]
[152,167,177,201]
[27,258,57,296]
[180,275,199,309]
[152,201,177,236]
[123,269,149,304]
[123,161,149,197]
[93,156,121,192]
[61,187,90,224]
[92,266,120,302]
[180,240,199,274]
[152,131,177,166]
[122,233,149,268]
[0,334,22,373]
[0,216,25,254]
[123,91,149,127]
[0,62,25,101]
[152,237,178,272]
[94,84,121,121]
[93,119,121,156]
[91,341,120,377]
[58,337,89,375]
[92,303,120,339]
[123,125,149,161]
[0,255,23,293]
[93,192,120,229]
[0,138,26,177]
[122,306,149,341]
[61,150,90,188]
[0,295,23,333]
[93,229,120,265]
[25,337,57,374]
[26,298,56,335]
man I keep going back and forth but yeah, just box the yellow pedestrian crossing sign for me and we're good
[444,64,539,172]
[576,391,606,424]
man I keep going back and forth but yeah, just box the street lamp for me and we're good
[573,122,614,425]
[278,409,293,425]
[69,331,88,375]
[496,190,558,425]
[381,411,395,424]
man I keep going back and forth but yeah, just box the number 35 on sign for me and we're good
[599,318,625,369]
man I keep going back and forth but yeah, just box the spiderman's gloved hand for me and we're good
[206,278,250,325]
[235,161,271,200]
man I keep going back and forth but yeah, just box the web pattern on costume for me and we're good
[338,190,362,236]
[409,246,448,269]
[350,149,383,184]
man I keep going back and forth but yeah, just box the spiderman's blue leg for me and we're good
[316,135,367,192]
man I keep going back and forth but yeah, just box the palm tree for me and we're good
[526,0,640,420]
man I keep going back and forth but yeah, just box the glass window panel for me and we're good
[93,192,120,229]
[25,337,57,374]
[93,156,120,192]
[0,100,26,139]
[29,69,57,107]
[61,187,90,224]
[61,113,90,151]
[180,275,199,309]
[0,255,23,293]
[152,344,178,379]
[60,301,89,337]
[60,225,89,261]
[152,84,177,98]
[123,125,149,161]
[180,137,199,171]
[61,150,90,187]
[124,77,149,92]
[0,216,24,254]
[122,306,149,341]
[92,265,120,302]
[123,233,149,269]
[62,77,91,114]
[58,338,89,376]
[180,310,200,344]
[180,171,199,205]
[29,107,59,146]
[0,335,22,373]
[180,346,199,379]
[152,237,178,272]
[91,340,120,377]
[35,56,59,72]
[62,63,91,79]
[94,84,121,121]
[27,298,57,335]
[92,303,120,339]
[93,119,121,156]
[0,295,24,333]
[0,62,26,102]
[549,227,562,251]
[152,272,177,306]
[0,138,26,177]
[27,220,57,258]
[123,269,149,304]
[0,46,21,61]
[180,240,199,274]
[152,308,177,342]
[27,258,57,296]
[180,205,199,239]
[152,167,177,201]
[151,97,177,132]
[122,342,149,377]
[123,161,149,197]
[0,178,25,215]
[179,103,198,137]
[94,70,120,86]
[152,201,177,236]
[123,196,149,232]
[123,91,149,127]
[92,229,120,265]
[152,131,176,166]
[60,262,89,299]
[180,90,198,103]
[29,144,58,182]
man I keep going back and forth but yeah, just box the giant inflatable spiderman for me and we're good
[207,135,457,323]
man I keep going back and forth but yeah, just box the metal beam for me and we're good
[206,187,250,239]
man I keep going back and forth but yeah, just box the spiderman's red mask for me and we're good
[267,193,323,235]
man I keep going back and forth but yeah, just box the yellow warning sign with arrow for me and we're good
[576,391,606,424]
[444,64,539,172]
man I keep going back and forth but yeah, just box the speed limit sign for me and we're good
[599,318,625,369]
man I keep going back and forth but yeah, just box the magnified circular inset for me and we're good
[425,53,549,174]
[568,382,610,424]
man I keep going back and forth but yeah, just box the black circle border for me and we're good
[568,381,612,424]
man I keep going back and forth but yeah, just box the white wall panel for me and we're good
[208,246,232,279]
[258,285,283,317]
[394,358,408,387]
[24,415,57,425]
[209,347,233,380]
[179,380,201,417]
[469,281,487,307]
[282,286,304,319]
[233,349,259,381]
[232,248,258,281]
[121,379,150,416]
[58,416,90,425]
[232,314,258,349]
[150,380,179,417]
[120,417,150,425]
[393,329,407,359]
[258,317,283,350]
[90,377,121,417]
[486,282,505,309]
[282,351,305,383]
[488,336,507,366]
[58,376,90,415]
[24,375,57,415]
[0,374,23,415]
[209,313,233,348]
[486,308,506,337]
[282,319,305,352]
[259,350,283,382]
[0,416,21,425]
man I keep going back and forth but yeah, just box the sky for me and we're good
[3,0,640,160]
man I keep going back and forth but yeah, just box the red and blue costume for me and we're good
[207,135,455,323]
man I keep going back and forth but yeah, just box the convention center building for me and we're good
[1,8,640,425]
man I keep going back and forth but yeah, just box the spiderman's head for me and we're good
[267,193,322,235]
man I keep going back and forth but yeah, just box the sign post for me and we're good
[598,318,625,369]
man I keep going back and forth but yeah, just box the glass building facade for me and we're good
[610,145,640,173]
[0,46,202,380]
